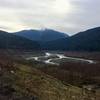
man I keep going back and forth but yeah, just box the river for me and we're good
[26,52,95,65]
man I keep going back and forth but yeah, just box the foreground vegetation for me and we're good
[0,50,100,100]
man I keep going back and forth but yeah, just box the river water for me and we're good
[26,52,95,65]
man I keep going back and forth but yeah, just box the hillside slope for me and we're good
[42,27,100,51]
[0,55,83,100]
[66,27,100,51]
[0,30,40,50]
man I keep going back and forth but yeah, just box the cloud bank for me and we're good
[0,0,100,35]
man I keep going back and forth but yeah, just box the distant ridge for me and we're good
[0,30,40,50]
[0,27,100,51]
[65,27,100,51]
[42,27,100,51]
[14,29,69,42]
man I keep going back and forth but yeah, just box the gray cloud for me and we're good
[0,0,100,35]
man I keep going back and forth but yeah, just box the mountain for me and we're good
[0,30,40,50]
[40,29,69,41]
[41,37,68,50]
[42,27,100,51]
[14,29,69,42]
[1,27,100,51]
[66,27,100,51]
[14,30,41,41]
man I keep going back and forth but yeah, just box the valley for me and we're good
[0,0,100,99]
[0,50,100,100]
[0,27,100,100]
[15,50,100,100]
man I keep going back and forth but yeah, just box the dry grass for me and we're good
[0,50,100,100]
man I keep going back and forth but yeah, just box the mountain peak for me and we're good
[15,29,69,42]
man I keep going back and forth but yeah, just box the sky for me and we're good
[0,0,100,35]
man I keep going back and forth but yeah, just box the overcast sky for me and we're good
[0,0,100,35]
